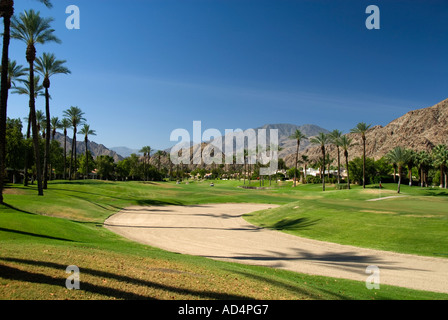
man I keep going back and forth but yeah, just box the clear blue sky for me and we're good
[7,0,448,151]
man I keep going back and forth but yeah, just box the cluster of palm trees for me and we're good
[289,124,369,192]
[290,122,371,191]
[290,122,448,193]
[386,144,448,193]
[0,2,93,199]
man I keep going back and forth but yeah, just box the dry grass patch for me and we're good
[0,244,304,300]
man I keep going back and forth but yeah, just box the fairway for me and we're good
[2,180,448,300]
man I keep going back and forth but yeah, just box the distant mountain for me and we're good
[257,123,329,138]
[166,123,330,168]
[284,98,448,167]
[110,146,141,158]
[53,132,123,163]
[257,123,329,159]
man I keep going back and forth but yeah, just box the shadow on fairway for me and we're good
[0,257,253,300]
[271,217,321,231]
[0,227,75,242]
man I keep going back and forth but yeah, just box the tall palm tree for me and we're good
[60,118,70,179]
[350,122,371,189]
[36,52,70,188]
[432,144,448,189]
[0,0,53,203]
[386,147,410,193]
[11,9,61,196]
[310,132,329,191]
[289,129,307,187]
[0,59,26,89]
[63,106,85,180]
[79,124,96,179]
[50,116,61,140]
[416,150,431,188]
[300,155,309,183]
[155,150,164,172]
[139,146,151,181]
[405,149,416,187]
[339,135,354,189]
[11,75,43,186]
[329,130,343,185]
[48,116,61,180]
[35,109,45,136]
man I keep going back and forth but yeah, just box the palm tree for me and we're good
[155,150,164,172]
[60,118,70,179]
[350,122,372,189]
[79,124,96,179]
[11,9,61,196]
[50,116,61,140]
[36,52,70,188]
[300,155,309,183]
[416,150,431,188]
[0,59,26,89]
[405,149,416,187]
[386,146,410,193]
[339,135,354,189]
[432,144,448,189]
[0,0,53,203]
[63,106,85,180]
[310,132,329,191]
[329,130,343,185]
[139,146,151,181]
[11,75,43,186]
[289,129,307,187]
[35,109,45,136]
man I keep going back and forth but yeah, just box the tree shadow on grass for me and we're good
[1,203,35,215]
[424,190,448,197]
[0,227,75,242]
[0,257,252,300]
[270,217,321,231]
[228,269,351,300]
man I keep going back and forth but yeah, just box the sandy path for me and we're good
[104,203,448,294]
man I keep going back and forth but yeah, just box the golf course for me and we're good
[1,179,447,300]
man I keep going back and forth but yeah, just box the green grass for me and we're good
[244,183,448,257]
[1,180,447,300]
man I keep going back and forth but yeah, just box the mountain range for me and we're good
[53,132,124,163]
[53,97,448,167]
[285,98,448,167]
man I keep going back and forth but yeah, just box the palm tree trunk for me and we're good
[23,110,31,186]
[63,130,67,179]
[397,166,402,194]
[344,150,350,190]
[440,165,443,188]
[43,87,50,189]
[28,56,43,196]
[0,5,12,203]
[294,140,299,187]
[362,137,366,189]
[84,137,88,179]
[321,146,326,192]
[336,146,340,185]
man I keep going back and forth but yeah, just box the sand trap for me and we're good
[105,203,448,294]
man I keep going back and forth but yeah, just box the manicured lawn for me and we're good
[244,183,448,257]
[1,180,447,300]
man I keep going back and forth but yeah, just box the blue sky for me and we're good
[6,0,448,151]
